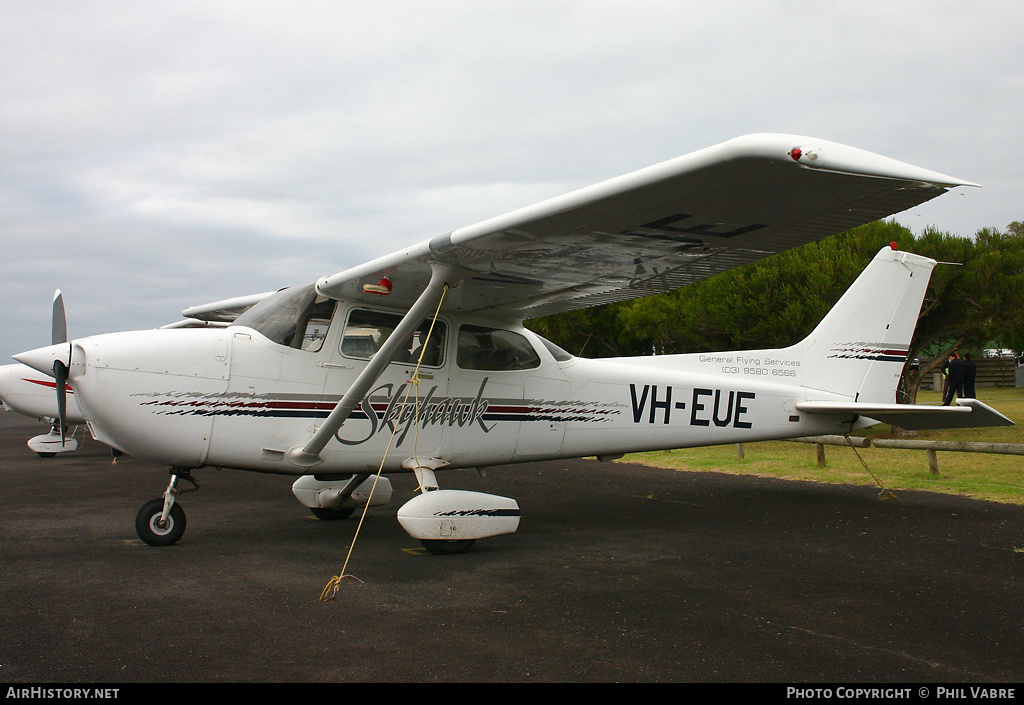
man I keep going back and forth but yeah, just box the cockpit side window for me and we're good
[298,299,336,352]
[457,324,541,371]
[340,309,446,367]
[232,284,337,352]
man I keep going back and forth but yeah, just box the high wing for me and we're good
[314,133,975,317]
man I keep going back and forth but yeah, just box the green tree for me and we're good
[530,220,1024,407]
[528,304,644,358]
[613,220,915,354]
[896,227,979,401]
[966,223,1024,352]
[900,223,1024,401]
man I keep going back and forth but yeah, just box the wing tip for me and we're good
[720,133,976,188]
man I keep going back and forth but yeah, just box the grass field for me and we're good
[619,387,1024,505]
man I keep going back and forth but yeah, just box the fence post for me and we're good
[927,449,939,475]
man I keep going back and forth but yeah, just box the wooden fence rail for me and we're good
[788,435,870,467]
[782,436,1024,475]
[870,439,1024,455]
[871,439,1024,475]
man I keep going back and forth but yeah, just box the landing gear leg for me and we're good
[135,469,198,546]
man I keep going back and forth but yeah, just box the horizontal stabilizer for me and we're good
[796,399,1014,431]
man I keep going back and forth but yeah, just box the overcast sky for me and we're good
[2,1,1022,362]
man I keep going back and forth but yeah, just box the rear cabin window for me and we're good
[457,325,541,371]
[340,309,446,367]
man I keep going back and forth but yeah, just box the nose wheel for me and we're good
[136,498,186,546]
[136,469,198,546]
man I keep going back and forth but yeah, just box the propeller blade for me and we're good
[53,357,69,447]
[52,290,67,346]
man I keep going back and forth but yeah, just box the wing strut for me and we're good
[284,264,463,468]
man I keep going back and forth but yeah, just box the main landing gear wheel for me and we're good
[420,538,475,555]
[136,498,186,546]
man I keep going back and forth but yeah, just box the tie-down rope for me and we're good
[321,285,449,600]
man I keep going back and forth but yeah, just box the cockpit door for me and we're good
[317,306,451,466]
[207,289,338,468]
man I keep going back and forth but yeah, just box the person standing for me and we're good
[942,352,965,406]
[962,353,977,398]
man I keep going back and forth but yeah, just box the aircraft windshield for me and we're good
[233,284,336,351]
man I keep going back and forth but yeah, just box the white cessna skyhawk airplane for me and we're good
[13,134,1013,553]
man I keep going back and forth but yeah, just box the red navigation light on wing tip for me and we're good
[789,148,802,162]
[891,241,898,250]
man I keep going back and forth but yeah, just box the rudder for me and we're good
[796,246,936,402]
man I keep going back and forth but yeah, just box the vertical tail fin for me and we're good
[796,246,936,402]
